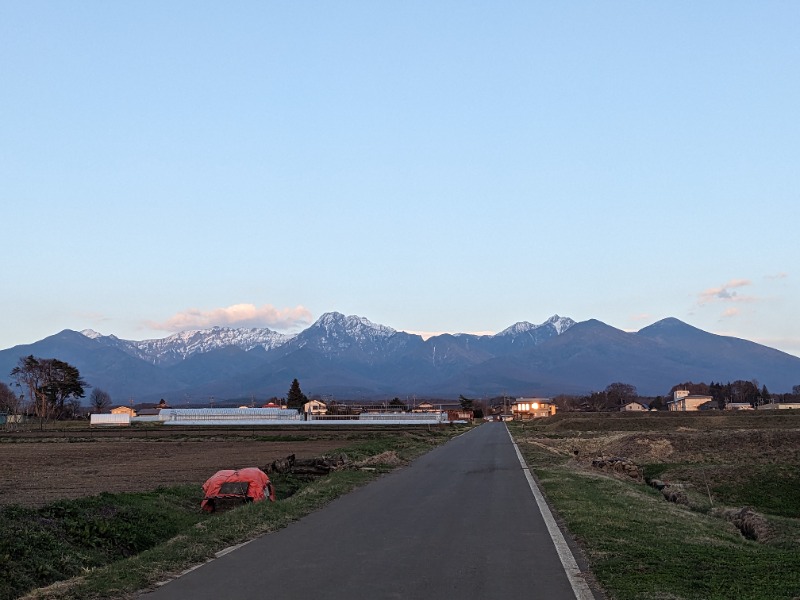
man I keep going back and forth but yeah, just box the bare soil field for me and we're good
[0,426,373,507]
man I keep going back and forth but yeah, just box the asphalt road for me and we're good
[143,422,593,599]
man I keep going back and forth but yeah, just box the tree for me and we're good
[0,382,25,429]
[286,378,308,410]
[582,391,609,412]
[0,382,19,413]
[41,359,87,418]
[10,355,87,422]
[89,388,112,413]
[759,384,771,406]
[458,394,475,411]
[389,397,407,411]
[604,382,638,408]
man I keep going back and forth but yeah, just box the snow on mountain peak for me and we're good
[80,329,103,339]
[545,315,577,335]
[314,312,396,338]
[495,315,575,337]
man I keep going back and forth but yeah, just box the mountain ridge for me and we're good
[1,314,798,402]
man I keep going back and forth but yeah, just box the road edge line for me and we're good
[506,425,595,600]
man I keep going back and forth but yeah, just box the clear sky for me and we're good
[2,2,799,356]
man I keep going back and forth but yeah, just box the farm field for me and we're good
[0,425,422,507]
[0,423,463,600]
[509,411,800,600]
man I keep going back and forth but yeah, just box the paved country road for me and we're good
[142,422,595,600]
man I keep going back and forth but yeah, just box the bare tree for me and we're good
[0,382,24,430]
[89,388,112,413]
[0,382,17,412]
[605,382,638,408]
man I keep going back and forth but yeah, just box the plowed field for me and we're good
[0,426,361,507]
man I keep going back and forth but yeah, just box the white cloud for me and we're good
[698,279,755,305]
[765,272,788,280]
[148,303,313,332]
[720,307,740,319]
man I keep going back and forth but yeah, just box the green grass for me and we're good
[535,468,800,599]
[2,425,466,600]
[0,487,204,600]
[510,417,800,600]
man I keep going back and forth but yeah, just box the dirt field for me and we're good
[0,426,361,507]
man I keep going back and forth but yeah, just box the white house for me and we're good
[302,400,328,415]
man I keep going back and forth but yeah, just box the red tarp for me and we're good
[201,467,275,512]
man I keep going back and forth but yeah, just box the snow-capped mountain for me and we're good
[288,312,417,362]
[3,312,799,401]
[82,326,294,366]
[495,315,576,338]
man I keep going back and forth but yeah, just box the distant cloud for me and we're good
[721,307,740,319]
[148,303,313,332]
[765,272,788,280]
[697,279,756,305]
[629,313,652,322]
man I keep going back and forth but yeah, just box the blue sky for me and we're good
[2,2,799,357]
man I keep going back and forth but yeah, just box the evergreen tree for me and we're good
[286,378,307,409]
[458,394,475,410]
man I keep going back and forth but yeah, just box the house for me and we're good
[757,402,800,410]
[446,409,474,422]
[666,390,714,411]
[111,406,136,417]
[302,399,327,415]
[512,398,556,420]
[620,401,649,412]
[725,402,754,411]
[412,402,437,413]
[261,401,287,409]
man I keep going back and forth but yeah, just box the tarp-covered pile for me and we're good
[201,467,275,512]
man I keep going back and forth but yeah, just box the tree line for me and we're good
[552,379,800,412]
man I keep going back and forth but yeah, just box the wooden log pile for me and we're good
[265,453,351,477]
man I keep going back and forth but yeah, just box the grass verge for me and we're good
[510,418,800,600]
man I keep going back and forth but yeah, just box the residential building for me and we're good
[302,400,327,415]
[758,402,800,410]
[666,390,714,411]
[620,401,649,411]
[512,397,556,420]
[725,402,754,411]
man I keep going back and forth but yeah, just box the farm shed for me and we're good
[163,408,302,425]
[90,413,131,426]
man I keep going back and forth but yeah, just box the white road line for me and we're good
[506,425,595,600]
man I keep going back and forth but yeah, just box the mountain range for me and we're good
[1,312,799,404]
